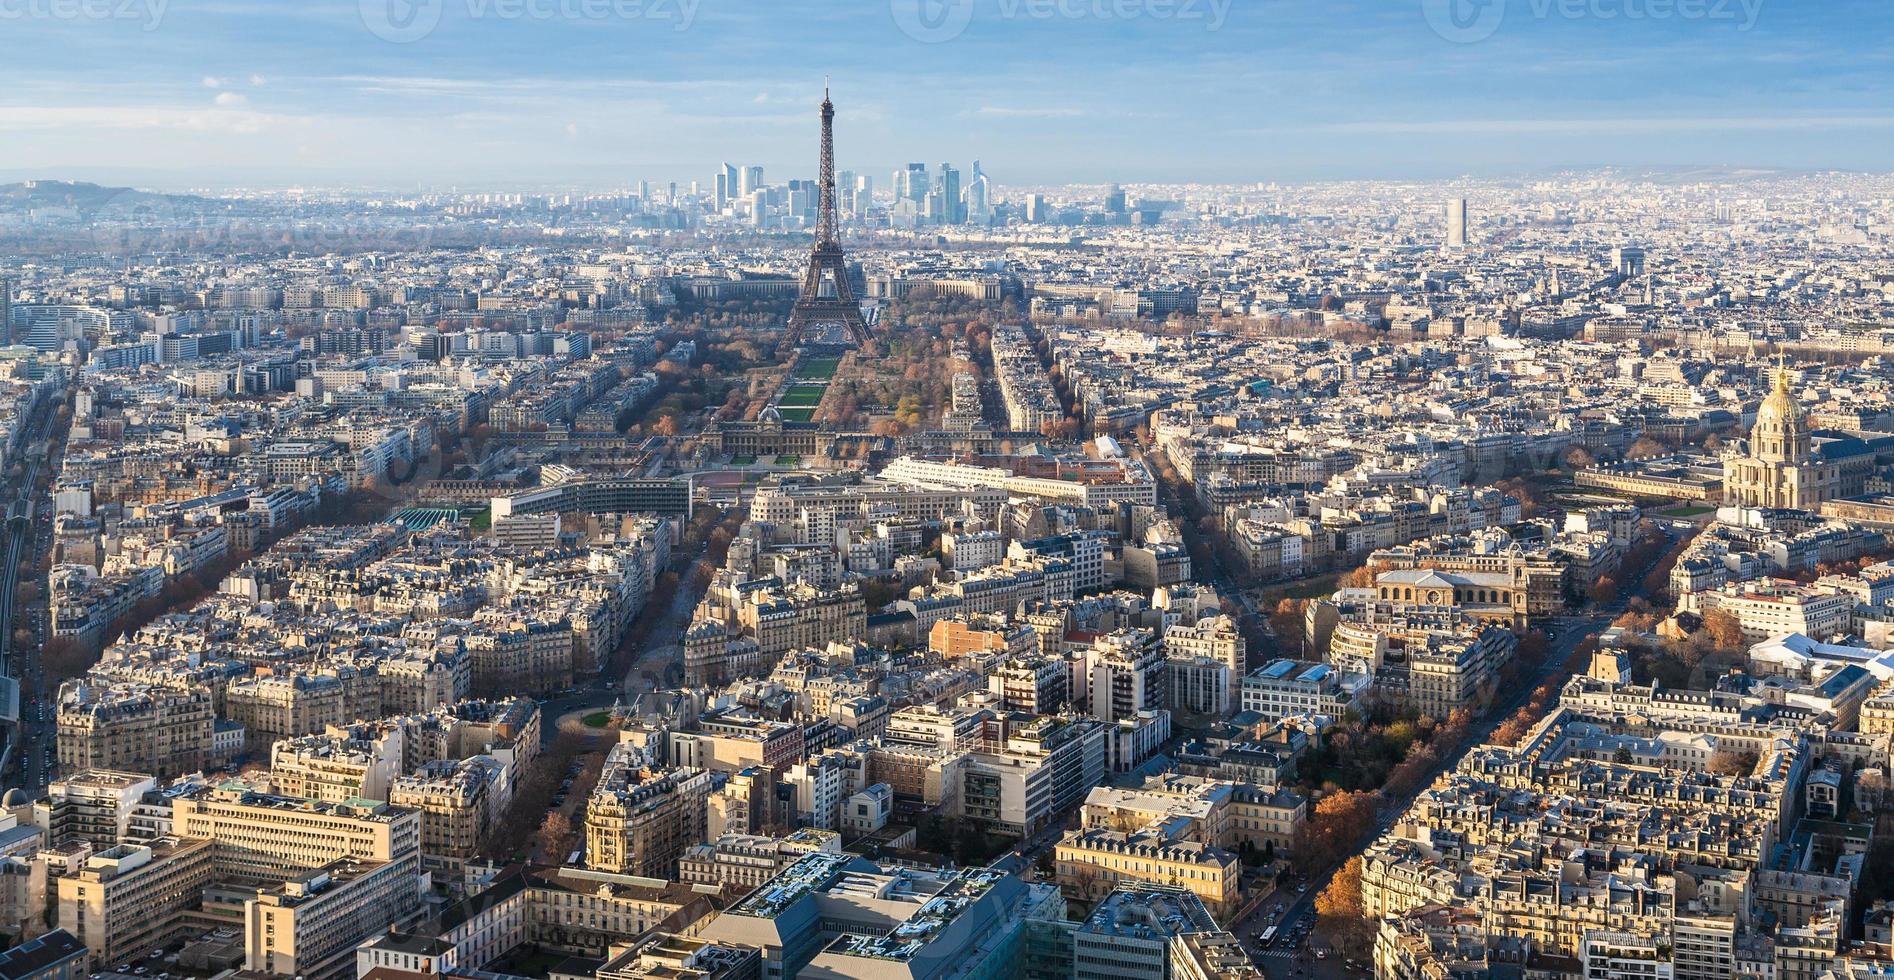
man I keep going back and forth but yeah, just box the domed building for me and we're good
[1723,368,1843,509]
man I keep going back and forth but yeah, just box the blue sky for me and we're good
[0,0,1887,190]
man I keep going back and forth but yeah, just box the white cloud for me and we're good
[248,74,268,87]
[202,76,225,89]
[214,92,249,108]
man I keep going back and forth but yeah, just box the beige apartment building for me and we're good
[466,615,574,696]
[389,759,503,872]
[676,829,841,891]
[168,786,425,980]
[987,655,1071,714]
[268,728,404,803]
[55,682,213,780]
[1163,616,1248,675]
[1078,774,1308,861]
[1054,828,1242,919]
[737,582,866,661]
[1401,626,1517,718]
[171,786,420,881]
[243,857,422,980]
[57,840,215,970]
[222,672,373,749]
[584,755,716,879]
[37,769,159,847]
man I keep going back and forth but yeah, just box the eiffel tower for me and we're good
[783,84,875,351]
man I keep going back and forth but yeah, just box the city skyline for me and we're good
[10,5,1894,980]
[0,0,1889,189]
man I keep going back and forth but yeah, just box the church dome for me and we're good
[1757,367,1803,429]
[1751,366,1809,466]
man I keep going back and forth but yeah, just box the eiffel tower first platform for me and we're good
[782,86,876,352]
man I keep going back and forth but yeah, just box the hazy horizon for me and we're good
[0,163,1881,199]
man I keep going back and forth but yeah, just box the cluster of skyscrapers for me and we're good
[709,158,992,228]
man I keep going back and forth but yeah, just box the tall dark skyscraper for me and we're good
[783,85,874,351]
[717,162,737,210]
[940,163,962,224]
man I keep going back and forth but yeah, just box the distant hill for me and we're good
[0,180,203,211]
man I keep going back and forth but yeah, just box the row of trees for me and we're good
[1627,527,1689,601]
[632,357,748,438]
[1293,790,1378,873]
[1314,856,1374,949]
[536,740,613,862]
[486,729,591,862]
[1296,706,1478,830]
[1306,700,1509,939]
[1491,637,1598,747]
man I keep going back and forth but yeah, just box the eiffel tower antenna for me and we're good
[817,82,838,249]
